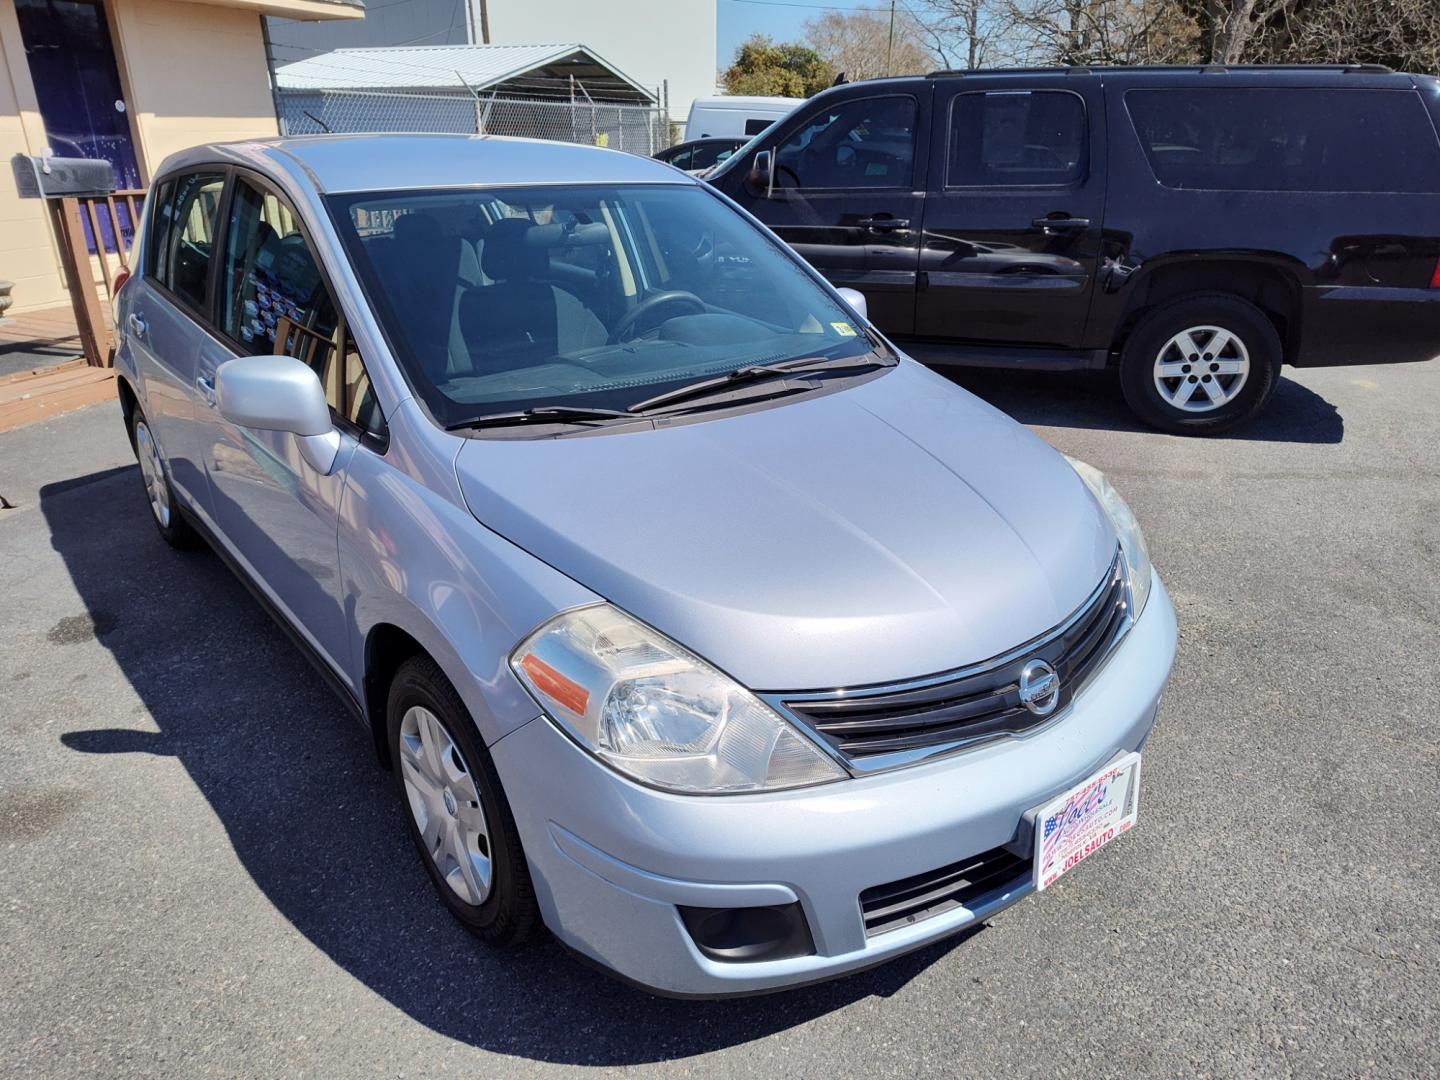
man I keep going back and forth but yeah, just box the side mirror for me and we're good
[837,287,868,322]
[215,354,341,475]
[749,149,775,198]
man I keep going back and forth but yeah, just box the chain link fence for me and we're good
[278,90,671,157]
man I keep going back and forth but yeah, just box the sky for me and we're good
[717,0,895,71]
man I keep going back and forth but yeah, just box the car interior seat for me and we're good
[459,218,607,376]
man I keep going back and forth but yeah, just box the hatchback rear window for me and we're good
[1125,87,1440,194]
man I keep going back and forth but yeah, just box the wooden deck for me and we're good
[0,304,118,432]
[0,360,117,434]
[0,303,105,360]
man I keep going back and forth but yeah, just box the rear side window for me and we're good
[220,178,385,439]
[744,117,772,136]
[949,91,1086,187]
[1126,88,1440,193]
[151,171,224,312]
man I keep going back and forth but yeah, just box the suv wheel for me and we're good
[387,655,541,945]
[1119,294,1282,435]
[132,410,197,548]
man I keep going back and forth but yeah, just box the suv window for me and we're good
[949,90,1085,187]
[1126,87,1440,193]
[220,177,385,438]
[775,96,916,190]
[151,171,224,311]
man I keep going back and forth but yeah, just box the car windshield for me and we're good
[328,183,881,426]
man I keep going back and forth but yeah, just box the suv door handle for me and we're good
[1032,216,1091,231]
[857,217,911,231]
[127,312,147,339]
[196,374,216,409]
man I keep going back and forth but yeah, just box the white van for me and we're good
[685,95,802,140]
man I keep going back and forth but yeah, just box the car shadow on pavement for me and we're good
[44,465,982,1065]
[942,367,1344,444]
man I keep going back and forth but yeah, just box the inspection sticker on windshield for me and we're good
[1033,752,1141,891]
[830,321,858,337]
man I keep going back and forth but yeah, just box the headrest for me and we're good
[481,217,549,281]
[393,212,444,247]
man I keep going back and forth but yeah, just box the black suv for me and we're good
[707,65,1440,433]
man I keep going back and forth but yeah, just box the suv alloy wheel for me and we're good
[1119,294,1282,435]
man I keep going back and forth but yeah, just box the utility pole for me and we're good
[886,0,896,76]
[466,0,490,43]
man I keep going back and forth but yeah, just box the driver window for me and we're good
[774,96,916,190]
[220,178,385,439]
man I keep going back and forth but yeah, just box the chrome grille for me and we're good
[776,551,1129,770]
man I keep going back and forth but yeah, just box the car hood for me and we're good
[454,362,1116,690]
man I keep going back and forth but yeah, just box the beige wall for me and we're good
[0,0,286,314]
[108,0,279,176]
[0,0,70,310]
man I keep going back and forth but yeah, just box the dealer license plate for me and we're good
[1033,752,1142,891]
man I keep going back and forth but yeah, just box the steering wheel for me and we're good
[610,290,706,343]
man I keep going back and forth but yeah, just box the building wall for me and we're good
[0,0,69,310]
[109,0,279,173]
[267,0,717,125]
[0,0,281,314]
[486,0,716,119]
[267,0,469,64]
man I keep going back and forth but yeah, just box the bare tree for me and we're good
[1248,0,1440,70]
[804,6,940,80]
[913,0,1009,69]
[1204,0,1302,63]
[1005,0,1202,65]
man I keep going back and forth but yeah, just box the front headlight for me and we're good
[1064,456,1154,617]
[510,605,847,794]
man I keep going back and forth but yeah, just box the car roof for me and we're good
[154,133,694,195]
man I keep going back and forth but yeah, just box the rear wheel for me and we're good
[387,655,541,945]
[131,410,197,548]
[1119,294,1282,435]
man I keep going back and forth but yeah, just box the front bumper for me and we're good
[491,573,1178,996]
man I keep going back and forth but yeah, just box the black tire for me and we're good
[130,407,198,549]
[386,654,541,945]
[1118,294,1282,435]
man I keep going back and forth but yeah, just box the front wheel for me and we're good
[131,409,197,548]
[387,655,541,945]
[1118,294,1282,435]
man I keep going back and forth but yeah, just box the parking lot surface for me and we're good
[2,361,1436,1078]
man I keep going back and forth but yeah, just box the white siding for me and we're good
[486,0,714,119]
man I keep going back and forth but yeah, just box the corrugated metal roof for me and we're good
[274,43,651,99]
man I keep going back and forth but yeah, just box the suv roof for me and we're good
[925,63,1397,78]
[825,63,1423,94]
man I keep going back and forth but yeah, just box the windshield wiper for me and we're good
[627,352,891,414]
[446,406,635,431]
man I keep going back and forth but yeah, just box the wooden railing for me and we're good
[48,188,146,366]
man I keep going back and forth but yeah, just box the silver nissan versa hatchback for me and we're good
[115,134,1176,997]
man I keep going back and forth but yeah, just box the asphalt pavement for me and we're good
[1,359,1436,1078]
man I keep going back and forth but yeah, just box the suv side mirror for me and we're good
[749,149,775,198]
[215,354,342,475]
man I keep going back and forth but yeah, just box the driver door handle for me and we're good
[196,373,216,409]
[858,217,910,231]
[1032,216,1091,231]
